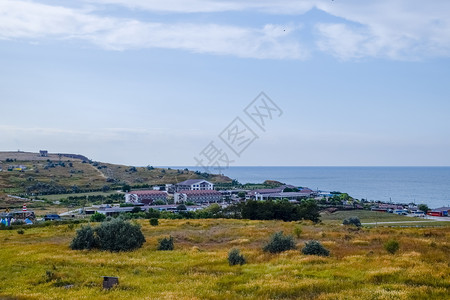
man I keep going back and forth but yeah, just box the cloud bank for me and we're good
[1,0,450,60]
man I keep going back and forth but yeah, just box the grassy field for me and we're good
[39,191,122,201]
[321,210,413,224]
[0,218,448,299]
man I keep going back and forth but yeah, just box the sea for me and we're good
[170,167,450,209]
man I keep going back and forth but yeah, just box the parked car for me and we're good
[44,214,61,221]
[413,211,425,217]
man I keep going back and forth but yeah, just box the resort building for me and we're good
[175,179,214,192]
[246,185,315,200]
[174,190,222,204]
[125,190,167,205]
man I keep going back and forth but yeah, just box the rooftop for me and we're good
[176,179,211,185]
[128,190,167,195]
[177,190,221,195]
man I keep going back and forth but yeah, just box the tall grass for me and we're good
[0,219,448,299]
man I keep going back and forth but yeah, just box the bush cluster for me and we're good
[384,239,399,254]
[301,240,330,256]
[241,200,320,222]
[263,231,296,253]
[70,219,145,252]
[343,217,361,227]
[228,248,246,266]
[293,224,302,238]
[157,236,174,251]
[149,218,159,226]
[90,212,106,222]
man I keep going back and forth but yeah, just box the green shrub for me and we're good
[131,206,142,213]
[17,229,24,235]
[384,239,399,254]
[90,212,106,222]
[228,248,246,266]
[176,204,187,211]
[157,236,174,251]
[293,224,302,238]
[95,219,145,252]
[70,225,98,250]
[149,218,159,226]
[11,220,24,226]
[70,219,145,252]
[301,240,330,256]
[153,200,166,206]
[145,208,160,219]
[343,217,361,227]
[263,231,296,253]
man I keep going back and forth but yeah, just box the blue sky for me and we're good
[1,0,450,167]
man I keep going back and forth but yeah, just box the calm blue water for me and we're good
[171,167,450,209]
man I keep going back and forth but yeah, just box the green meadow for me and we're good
[0,218,449,299]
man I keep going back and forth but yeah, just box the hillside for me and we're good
[0,151,232,204]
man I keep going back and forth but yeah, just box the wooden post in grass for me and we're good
[102,276,119,289]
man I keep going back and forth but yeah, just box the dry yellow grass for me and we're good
[0,219,449,299]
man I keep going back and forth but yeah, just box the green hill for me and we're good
[0,151,231,206]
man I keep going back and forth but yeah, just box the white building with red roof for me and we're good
[174,190,222,204]
[175,179,214,192]
[125,190,168,205]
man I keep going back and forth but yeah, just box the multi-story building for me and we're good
[125,190,168,205]
[174,190,222,204]
[175,179,214,192]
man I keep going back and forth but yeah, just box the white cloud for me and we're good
[0,0,308,59]
[86,0,316,14]
[88,0,450,60]
[315,0,450,60]
[1,0,450,60]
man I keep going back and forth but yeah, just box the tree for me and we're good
[263,231,296,253]
[418,204,429,213]
[176,204,187,211]
[95,219,145,252]
[131,206,142,213]
[70,225,98,250]
[205,204,222,217]
[122,184,131,192]
[298,200,320,223]
[146,208,161,219]
[90,212,106,222]
[71,185,80,193]
[237,191,246,198]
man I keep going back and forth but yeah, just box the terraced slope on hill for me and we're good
[0,151,231,205]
